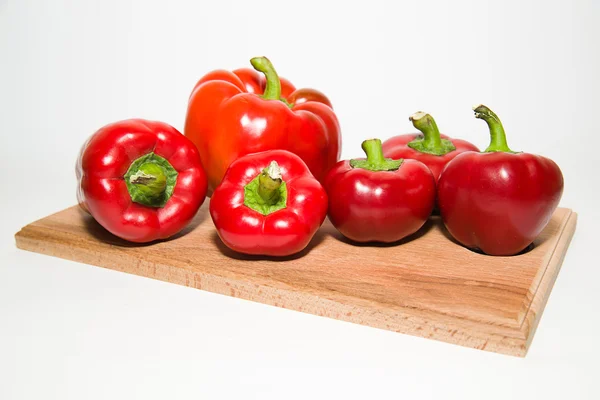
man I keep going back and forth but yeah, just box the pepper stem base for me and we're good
[244,161,288,215]
[407,137,456,155]
[350,139,403,172]
[124,153,178,208]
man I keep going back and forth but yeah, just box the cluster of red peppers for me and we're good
[76,56,563,257]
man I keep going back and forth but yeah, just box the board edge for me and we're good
[519,210,578,356]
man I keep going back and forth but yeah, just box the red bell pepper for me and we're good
[184,56,341,192]
[324,139,436,243]
[382,112,479,181]
[76,119,208,243]
[209,149,328,257]
[437,105,564,256]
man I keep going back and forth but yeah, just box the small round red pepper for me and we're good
[324,139,436,243]
[437,105,564,256]
[382,112,479,181]
[209,150,328,256]
[76,119,208,243]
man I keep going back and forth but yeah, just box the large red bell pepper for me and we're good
[184,56,341,192]
[382,112,479,181]
[437,105,564,256]
[209,149,328,257]
[76,119,208,243]
[324,139,436,243]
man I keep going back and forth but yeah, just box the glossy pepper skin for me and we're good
[325,139,436,243]
[437,105,564,256]
[382,112,479,181]
[76,119,208,243]
[184,56,341,193]
[209,149,328,256]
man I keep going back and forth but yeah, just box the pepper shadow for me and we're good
[210,228,327,262]
[329,217,435,248]
[81,208,209,248]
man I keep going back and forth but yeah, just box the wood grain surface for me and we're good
[14,204,577,357]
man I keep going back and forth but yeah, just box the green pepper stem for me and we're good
[350,139,403,172]
[130,172,157,185]
[410,112,441,148]
[243,161,287,215]
[250,56,281,101]
[257,161,283,205]
[124,152,178,208]
[362,139,386,165]
[407,112,456,156]
[473,104,514,153]
[129,162,167,201]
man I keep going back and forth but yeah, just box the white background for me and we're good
[1,0,599,398]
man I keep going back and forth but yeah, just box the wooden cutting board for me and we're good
[14,204,577,357]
